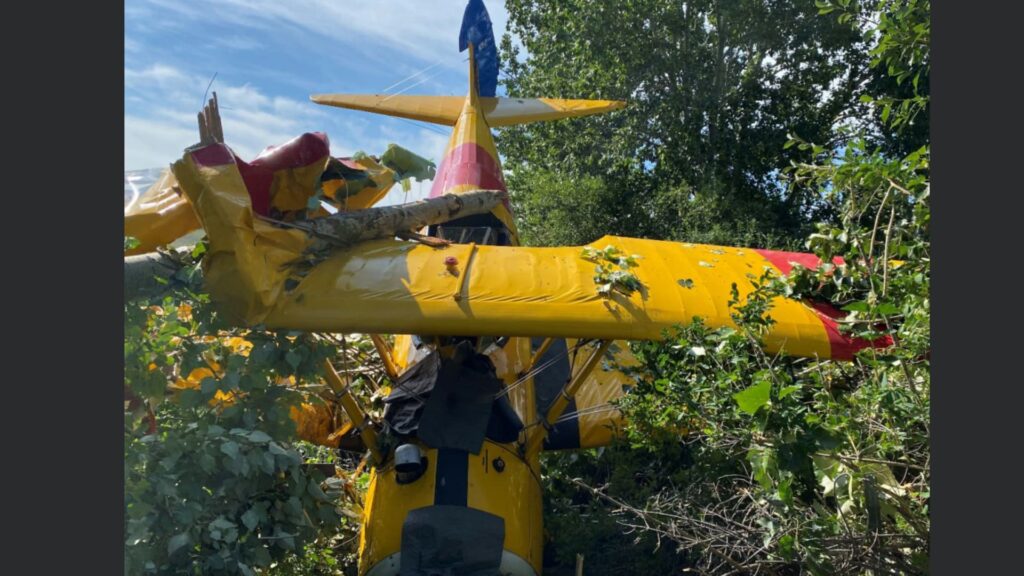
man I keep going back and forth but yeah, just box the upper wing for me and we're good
[174,142,881,361]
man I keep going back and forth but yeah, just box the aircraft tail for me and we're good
[311,0,624,127]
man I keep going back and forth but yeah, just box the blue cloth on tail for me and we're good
[459,0,499,97]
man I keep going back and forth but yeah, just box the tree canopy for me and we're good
[499,0,925,248]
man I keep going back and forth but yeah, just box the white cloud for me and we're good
[124,115,196,171]
[134,0,510,69]
[124,63,331,168]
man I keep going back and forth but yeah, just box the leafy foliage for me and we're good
[523,0,930,574]
[581,244,643,296]
[500,0,877,247]
[124,276,348,575]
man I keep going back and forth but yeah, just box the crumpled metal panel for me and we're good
[172,143,311,325]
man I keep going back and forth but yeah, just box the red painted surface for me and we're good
[235,160,274,216]
[754,248,844,275]
[755,249,889,359]
[429,142,507,198]
[252,132,330,172]
[191,134,330,216]
[808,301,894,360]
[190,143,235,167]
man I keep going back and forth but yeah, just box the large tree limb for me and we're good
[269,189,507,250]
[124,251,191,301]
[125,189,506,300]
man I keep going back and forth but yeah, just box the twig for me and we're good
[881,204,896,296]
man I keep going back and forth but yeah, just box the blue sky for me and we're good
[125,0,513,204]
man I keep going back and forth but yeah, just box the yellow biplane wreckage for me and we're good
[124,1,890,574]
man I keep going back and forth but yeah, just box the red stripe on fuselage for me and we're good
[429,142,507,198]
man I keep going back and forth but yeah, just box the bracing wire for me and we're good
[392,116,450,136]
[379,59,447,94]
[554,403,620,425]
[496,339,595,401]
[381,66,452,102]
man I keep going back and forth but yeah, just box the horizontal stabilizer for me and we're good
[310,94,625,127]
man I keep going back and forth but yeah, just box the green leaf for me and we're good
[220,441,240,459]
[199,453,216,473]
[179,389,203,409]
[778,385,801,399]
[167,532,191,557]
[308,479,330,502]
[876,302,899,315]
[261,452,276,474]
[251,546,272,568]
[200,377,219,397]
[733,380,771,415]
[247,430,272,443]
[841,301,870,312]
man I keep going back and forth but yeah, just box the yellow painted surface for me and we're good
[467,442,543,573]
[263,238,832,358]
[567,339,639,448]
[482,97,626,127]
[174,148,311,324]
[310,94,624,128]
[267,156,330,212]
[124,169,201,255]
[358,443,437,573]
[358,441,543,576]
[322,155,398,211]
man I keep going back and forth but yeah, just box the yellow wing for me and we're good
[173,142,869,362]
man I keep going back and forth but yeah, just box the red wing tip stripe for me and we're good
[810,302,895,360]
[756,249,891,359]
[754,248,845,276]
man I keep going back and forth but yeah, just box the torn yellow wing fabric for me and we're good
[124,169,202,255]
